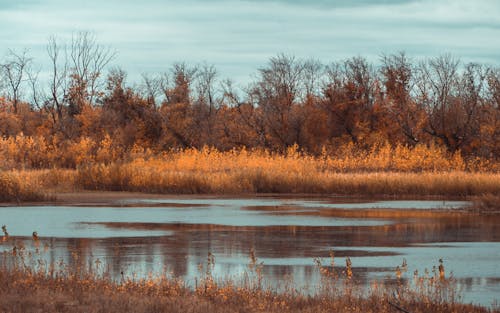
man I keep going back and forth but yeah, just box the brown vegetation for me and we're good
[1,36,500,165]
[1,35,500,201]
[0,243,497,313]
[2,35,498,312]
[1,146,499,201]
[0,171,47,202]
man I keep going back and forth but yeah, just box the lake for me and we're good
[1,196,499,307]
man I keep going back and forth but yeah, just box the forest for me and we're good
[0,30,499,207]
[0,33,499,172]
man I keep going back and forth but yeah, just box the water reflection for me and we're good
[0,197,499,306]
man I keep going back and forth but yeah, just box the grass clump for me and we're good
[0,171,48,202]
[0,243,497,313]
[2,145,500,201]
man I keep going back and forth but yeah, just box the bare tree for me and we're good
[381,52,423,144]
[485,68,500,157]
[196,63,218,112]
[140,73,162,108]
[164,62,198,105]
[220,78,242,107]
[0,49,32,113]
[344,56,376,109]
[488,68,500,109]
[26,34,115,134]
[457,63,490,154]
[321,57,377,144]
[302,58,324,100]
[46,36,69,123]
[193,63,219,145]
[414,55,490,152]
[251,54,305,149]
[69,31,116,107]
[157,72,171,103]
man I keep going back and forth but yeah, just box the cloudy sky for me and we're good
[1,0,499,85]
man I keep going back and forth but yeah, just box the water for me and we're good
[1,196,498,306]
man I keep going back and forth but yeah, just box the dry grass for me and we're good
[1,136,498,172]
[74,163,500,197]
[0,244,496,313]
[72,147,500,196]
[2,145,500,201]
[0,171,48,202]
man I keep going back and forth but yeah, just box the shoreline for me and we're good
[4,191,497,217]
[0,190,473,207]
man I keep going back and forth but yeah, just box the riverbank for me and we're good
[2,146,500,203]
[1,192,498,228]
[0,176,500,218]
[2,168,500,202]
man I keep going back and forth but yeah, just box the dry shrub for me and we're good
[0,171,47,202]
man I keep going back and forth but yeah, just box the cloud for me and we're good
[243,0,418,9]
[0,0,40,10]
[1,0,499,86]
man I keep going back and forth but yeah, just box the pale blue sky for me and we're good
[1,0,499,85]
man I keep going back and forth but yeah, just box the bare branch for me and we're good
[0,49,32,113]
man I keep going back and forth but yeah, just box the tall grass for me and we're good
[1,136,498,172]
[0,171,48,202]
[0,242,496,313]
[2,144,500,200]
[75,162,500,196]
[74,146,500,196]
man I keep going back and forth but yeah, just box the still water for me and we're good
[1,196,499,306]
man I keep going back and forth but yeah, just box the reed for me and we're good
[75,158,500,197]
[1,136,499,172]
[2,145,500,201]
[0,171,48,202]
[0,243,496,313]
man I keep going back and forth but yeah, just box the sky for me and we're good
[1,0,499,86]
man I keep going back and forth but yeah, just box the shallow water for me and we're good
[1,197,499,306]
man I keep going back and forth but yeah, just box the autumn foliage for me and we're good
[1,35,500,200]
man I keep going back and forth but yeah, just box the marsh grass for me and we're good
[0,239,497,313]
[69,146,500,197]
[0,171,49,202]
[2,146,500,202]
[74,159,500,197]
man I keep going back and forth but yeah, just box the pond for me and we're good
[1,196,499,307]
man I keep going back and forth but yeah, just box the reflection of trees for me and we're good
[65,238,91,272]
[321,216,500,247]
[80,215,500,272]
[28,214,500,296]
[90,236,192,278]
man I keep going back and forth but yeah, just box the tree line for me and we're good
[1,32,499,165]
